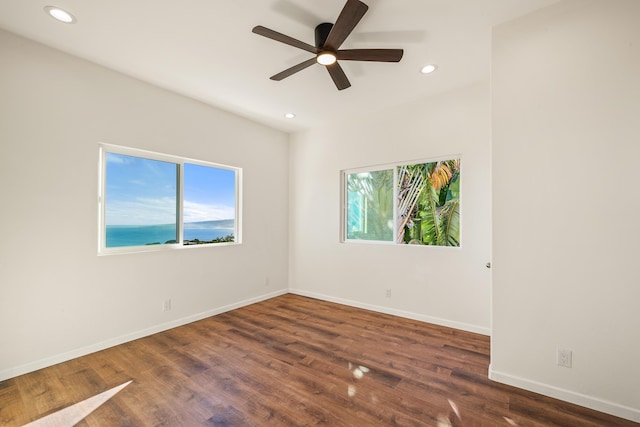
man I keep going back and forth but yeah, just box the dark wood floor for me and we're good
[1,294,637,426]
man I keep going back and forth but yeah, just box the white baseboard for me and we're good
[489,365,640,423]
[0,289,288,382]
[289,288,491,336]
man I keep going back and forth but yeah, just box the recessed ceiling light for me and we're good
[420,64,438,74]
[284,113,296,119]
[44,6,76,24]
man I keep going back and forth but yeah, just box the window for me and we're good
[99,144,240,254]
[343,157,460,246]
[345,168,394,241]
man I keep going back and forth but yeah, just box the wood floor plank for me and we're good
[0,380,27,426]
[1,294,638,426]
[13,368,73,424]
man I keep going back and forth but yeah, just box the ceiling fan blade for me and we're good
[337,49,403,62]
[323,0,369,51]
[252,26,319,54]
[326,62,351,90]
[270,58,317,81]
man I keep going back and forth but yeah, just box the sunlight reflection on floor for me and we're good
[347,362,372,398]
[343,359,524,425]
[22,381,131,427]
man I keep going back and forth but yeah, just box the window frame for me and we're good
[98,143,242,255]
[341,154,461,247]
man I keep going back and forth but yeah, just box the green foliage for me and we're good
[437,199,460,246]
[418,179,440,245]
[183,234,234,245]
[398,159,460,247]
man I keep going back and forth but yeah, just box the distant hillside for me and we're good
[184,219,234,229]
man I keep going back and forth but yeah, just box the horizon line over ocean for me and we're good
[106,219,234,247]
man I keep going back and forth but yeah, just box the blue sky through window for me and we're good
[105,153,236,226]
[184,163,235,223]
[105,153,178,226]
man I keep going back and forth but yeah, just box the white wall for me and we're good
[0,30,289,380]
[289,81,492,334]
[491,0,640,421]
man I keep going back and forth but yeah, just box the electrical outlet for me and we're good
[163,299,172,312]
[557,348,572,368]
[386,289,392,298]
[265,276,270,287]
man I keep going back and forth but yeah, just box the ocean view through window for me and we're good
[99,144,240,254]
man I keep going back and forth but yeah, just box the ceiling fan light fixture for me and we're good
[284,113,296,119]
[44,6,76,23]
[253,0,401,90]
[317,52,337,66]
[420,64,438,74]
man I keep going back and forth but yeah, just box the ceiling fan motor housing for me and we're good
[315,23,334,48]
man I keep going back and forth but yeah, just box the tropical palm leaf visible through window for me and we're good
[397,159,460,246]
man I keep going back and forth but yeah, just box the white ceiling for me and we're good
[0,0,558,132]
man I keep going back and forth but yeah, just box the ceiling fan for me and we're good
[252,0,404,90]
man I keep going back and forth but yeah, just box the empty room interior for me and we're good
[1,0,639,425]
